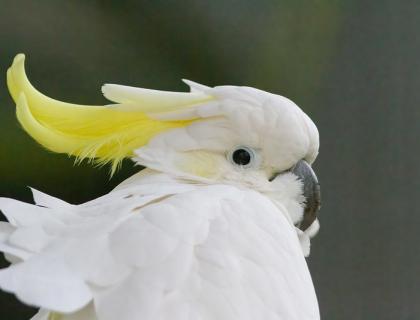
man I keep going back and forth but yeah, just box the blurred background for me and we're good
[0,1,419,319]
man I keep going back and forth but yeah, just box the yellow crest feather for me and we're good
[7,54,212,173]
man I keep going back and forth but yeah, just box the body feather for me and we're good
[0,172,319,320]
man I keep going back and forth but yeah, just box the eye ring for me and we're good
[227,146,260,169]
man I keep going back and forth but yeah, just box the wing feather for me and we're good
[0,179,319,320]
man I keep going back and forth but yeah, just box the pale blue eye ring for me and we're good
[227,146,260,169]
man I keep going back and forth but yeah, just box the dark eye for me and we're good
[232,148,251,165]
[228,146,260,168]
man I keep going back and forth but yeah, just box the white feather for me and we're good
[0,255,92,312]
[30,309,49,320]
[182,79,211,93]
[30,188,70,209]
[101,83,212,114]
[0,172,319,319]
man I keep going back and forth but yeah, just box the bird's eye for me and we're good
[228,146,260,168]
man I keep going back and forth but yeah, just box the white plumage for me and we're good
[0,171,318,320]
[1,56,321,320]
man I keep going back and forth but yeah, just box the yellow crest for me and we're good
[7,54,213,173]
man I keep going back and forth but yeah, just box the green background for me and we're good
[0,1,419,319]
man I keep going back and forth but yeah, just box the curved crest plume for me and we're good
[7,54,213,173]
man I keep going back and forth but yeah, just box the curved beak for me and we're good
[291,160,321,231]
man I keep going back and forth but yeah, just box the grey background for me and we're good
[0,1,419,319]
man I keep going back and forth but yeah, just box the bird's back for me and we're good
[0,172,319,320]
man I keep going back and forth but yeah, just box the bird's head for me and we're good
[7,54,320,232]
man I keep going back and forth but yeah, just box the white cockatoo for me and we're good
[0,54,321,320]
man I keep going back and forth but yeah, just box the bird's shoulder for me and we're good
[0,175,318,320]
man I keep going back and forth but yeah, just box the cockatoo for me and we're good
[0,54,321,320]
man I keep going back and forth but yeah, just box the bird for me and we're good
[0,54,321,320]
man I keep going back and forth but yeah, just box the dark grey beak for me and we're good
[291,160,321,231]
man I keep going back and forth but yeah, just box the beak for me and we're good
[291,160,321,231]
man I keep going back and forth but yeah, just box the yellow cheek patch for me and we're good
[7,54,212,174]
[176,151,221,179]
[48,312,62,320]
